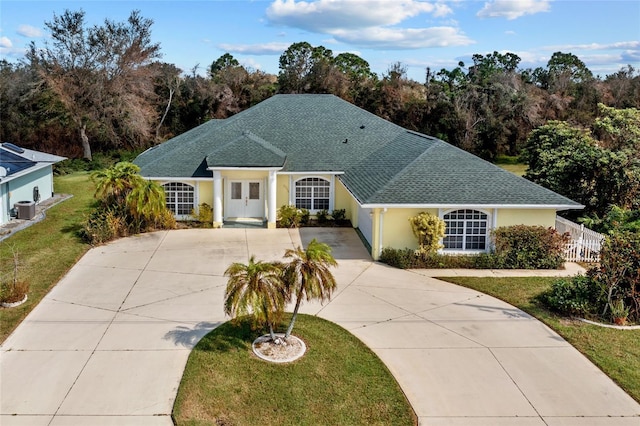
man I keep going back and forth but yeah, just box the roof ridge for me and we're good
[241,130,287,158]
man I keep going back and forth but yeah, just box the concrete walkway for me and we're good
[1,228,638,425]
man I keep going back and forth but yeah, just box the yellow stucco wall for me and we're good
[334,179,354,220]
[198,181,213,206]
[496,209,557,228]
[379,208,559,252]
[276,175,290,207]
[381,208,439,250]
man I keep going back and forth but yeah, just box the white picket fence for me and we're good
[555,216,604,262]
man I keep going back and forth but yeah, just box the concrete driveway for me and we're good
[1,228,639,425]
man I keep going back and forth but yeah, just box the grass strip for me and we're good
[173,314,417,426]
[438,276,640,403]
[0,172,94,342]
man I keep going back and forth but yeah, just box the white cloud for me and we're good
[265,0,471,49]
[0,36,27,57]
[543,41,640,51]
[17,24,43,38]
[240,57,263,71]
[266,0,452,32]
[333,26,474,49]
[0,36,13,48]
[477,0,550,20]
[217,42,293,55]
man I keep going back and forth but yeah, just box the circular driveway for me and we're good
[1,228,638,425]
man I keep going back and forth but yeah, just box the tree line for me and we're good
[1,8,639,166]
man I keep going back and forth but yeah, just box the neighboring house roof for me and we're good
[0,143,66,184]
[135,94,582,210]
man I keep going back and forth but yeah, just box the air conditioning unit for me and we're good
[15,201,36,220]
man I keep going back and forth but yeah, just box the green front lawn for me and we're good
[0,172,94,342]
[497,163,528,176]
[173,314,417,426]
[438,276,640,403]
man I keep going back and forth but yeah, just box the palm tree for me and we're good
[126,179,167,224]
[92,161,144,205]
[224,256,286,341]
[283,239,337,339]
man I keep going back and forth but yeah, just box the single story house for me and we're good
[0,143,66,225]
[134,94,582,259]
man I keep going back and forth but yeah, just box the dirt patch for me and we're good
[252,334,306,363]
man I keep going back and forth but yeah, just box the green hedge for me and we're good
[380,225,569,270]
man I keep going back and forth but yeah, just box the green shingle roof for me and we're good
[206,131,286,168]
[135,94,582,209]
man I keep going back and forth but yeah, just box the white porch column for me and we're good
[267,170,277,229]
[213,171,223,228]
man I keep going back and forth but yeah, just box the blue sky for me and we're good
[1,0,639,81]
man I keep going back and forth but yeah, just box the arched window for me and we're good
[162,182,195,216]
[294,177,330,211]
[442,209,489,251]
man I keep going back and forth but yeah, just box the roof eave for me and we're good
[359,203,585,210]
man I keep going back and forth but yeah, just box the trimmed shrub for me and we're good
[379,248,417,269]
[379,248,502,270]
[492,225,569,269]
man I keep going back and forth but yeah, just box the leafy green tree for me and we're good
[224,257,286,341]
[209,53,240,79]
[593,103,640,150]
[277,42,336,93]
[282,239,337,339]
[522,121,640,218]
[547,51,593,88]
[334,52,375,82]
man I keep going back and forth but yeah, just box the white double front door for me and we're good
[226,180,263,219]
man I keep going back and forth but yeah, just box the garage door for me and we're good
[357,206,373,246]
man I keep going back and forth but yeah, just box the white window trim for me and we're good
[291,175,333,213]
[438,208,493,253]
[162,181,196,220]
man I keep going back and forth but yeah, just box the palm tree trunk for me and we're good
[285,293,303,339]
[269,323,276,341]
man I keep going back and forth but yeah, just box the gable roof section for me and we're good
[135,94,582,209]
[206,131,286,168]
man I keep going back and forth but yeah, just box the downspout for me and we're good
[378,208,387,259]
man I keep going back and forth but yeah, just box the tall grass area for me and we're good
[0,172,94,342]
[174,314,417,425]
[438,276,640,403]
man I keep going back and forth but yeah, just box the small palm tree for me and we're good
[92,161,144,205]
[224,256,286,341]
[126,179,167,224]
[283,239,337,339]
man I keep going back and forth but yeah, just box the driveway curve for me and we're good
[1,228,639,426]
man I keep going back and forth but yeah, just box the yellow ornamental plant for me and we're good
[409,212,446,254]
